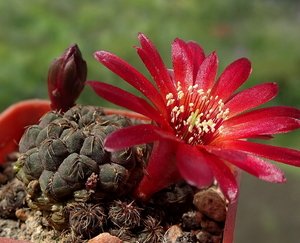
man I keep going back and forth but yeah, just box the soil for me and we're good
[0,152,227,243]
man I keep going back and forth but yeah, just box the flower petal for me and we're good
[172,38,194,91]
[103,108,150,121]
[94,50,167,114]
[176,144,214,188]
[246,134,275,140]
[87,81,169,128]
[216,140,300,167]
[219,117,300,141]
[200,146,247,163]
[204,153,239,201]
[195,51,218,91]
[225,106,300,127]
[228,154,286,183]
[137,33,177,97]
[133,140,181,202]
[104,124,182,152]
[225,82,278,118]
[211,58,252,101]
[186,41,206,80]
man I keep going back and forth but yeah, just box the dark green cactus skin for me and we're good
[14,105,149,230]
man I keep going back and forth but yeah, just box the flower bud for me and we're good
[47,44,87,112]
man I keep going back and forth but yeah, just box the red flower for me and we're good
[87,33,300,202]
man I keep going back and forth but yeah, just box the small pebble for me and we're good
[193,188,226,222]
[196,230,222,243]
[15,208,28,221]
[175,232,197,243]
[182,211,201,230]
[88,232,123,243]
[199,217,223,235]
[164,225,183,243]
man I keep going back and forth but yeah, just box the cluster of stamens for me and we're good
[166,82,230,145]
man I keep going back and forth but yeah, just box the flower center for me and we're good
[166,83,230,145]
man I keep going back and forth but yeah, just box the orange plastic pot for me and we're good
[0,99,52,164]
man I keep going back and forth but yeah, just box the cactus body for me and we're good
[14,105,148,230]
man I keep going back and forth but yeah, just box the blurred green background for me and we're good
[1,0,300,242]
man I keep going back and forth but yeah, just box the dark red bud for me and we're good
[47,44,87,112]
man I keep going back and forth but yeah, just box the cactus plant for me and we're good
[14,105,149,231]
